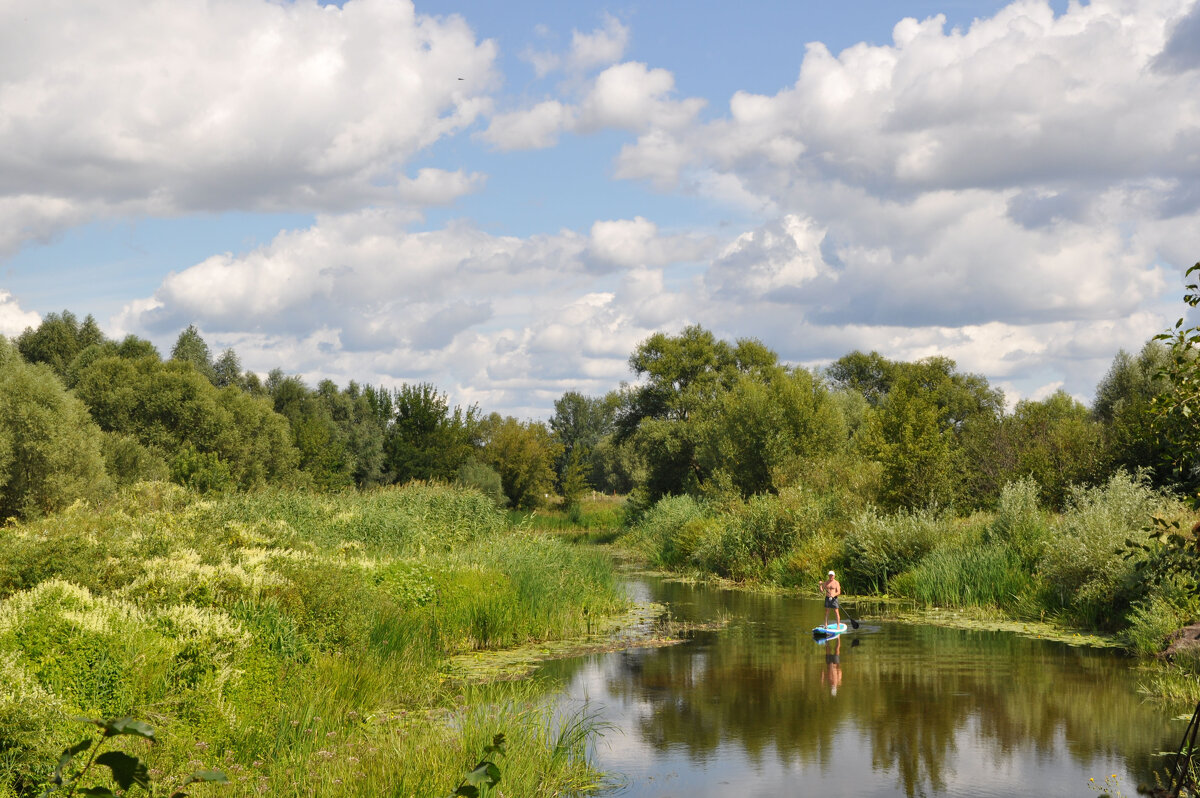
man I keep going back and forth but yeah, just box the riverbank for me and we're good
[0,483,630,797]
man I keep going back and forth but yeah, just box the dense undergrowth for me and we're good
[621,472,1200,659]
[0,482,625,797]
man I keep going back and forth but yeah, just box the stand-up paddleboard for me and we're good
[813,622,848,636]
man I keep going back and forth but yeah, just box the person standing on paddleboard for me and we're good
[819,570,842,629]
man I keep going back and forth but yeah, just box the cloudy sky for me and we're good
[2,0,1199,417]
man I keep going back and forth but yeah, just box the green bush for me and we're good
[622,494,708,567]
[988,477,1052,566]
[1038,471,1175,627]
[843,506,947,592]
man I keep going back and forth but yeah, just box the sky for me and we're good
[2,0,1199,418]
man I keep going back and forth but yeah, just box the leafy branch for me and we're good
[447,733,506,798]
[41,717,228,798]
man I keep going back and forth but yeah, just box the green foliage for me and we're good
[698,368,847,498]
[619,326,782,500]
[455,459,505,507]
[478,415,561,510]
[383,383,479,484]
[15,311,105,381]
[42,716,226,798]
[0,485,621,796]
[168,325,216,384]
[987,477,1052,566]
[1039,471,1174,627]
[1118,595,1186,657]
[447,733,505,798]
[623,494,708,568]
[859,374,957,509]
[1095,342,1170,479]
[558,448,591,511]
[844,506,948,592]
[549,391,617,489]
[891,543,1027,610]
[73,355,300,491]
[99,434,169,486]
[1006,391,1106,509]
[0,338,110,520]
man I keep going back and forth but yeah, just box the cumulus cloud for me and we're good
[482,61,705,150]
[113,211,717,413]
[522,13,630,77]
[612,0,1200,203]
[0,0,498,250]
[0,291,40,337]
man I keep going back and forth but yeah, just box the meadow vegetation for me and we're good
[0,483,623,796]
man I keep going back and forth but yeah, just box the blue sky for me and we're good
[1,0,1197,417]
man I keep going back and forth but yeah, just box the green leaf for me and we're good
[95,751,150,791]
[100,717,157,741]
[451,787,479,797]
[50,737,93,785]
[78,789,118,797]
[463,761,501,788]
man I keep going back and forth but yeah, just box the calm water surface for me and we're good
[542,577,1179,797]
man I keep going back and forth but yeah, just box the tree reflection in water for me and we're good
[541,577,1176,797]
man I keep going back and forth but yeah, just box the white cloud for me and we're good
[481,101,575,150]
[0,291,40,337]
[522,13,630,78]
[113,212,715,414]
[0,0,498,249]
[482,61,705,151]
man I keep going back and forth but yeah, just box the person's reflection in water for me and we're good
[820,636,843,696]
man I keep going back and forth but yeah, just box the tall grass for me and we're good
[890,543,1028,609]
[0,482,624,796]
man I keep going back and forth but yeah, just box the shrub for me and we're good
[1038,471,1175,627]
[622,494,707,567]
[843,506,947,592]
[988,477,1052,566]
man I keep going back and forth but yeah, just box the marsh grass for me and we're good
[891,543,1028,610]
[0,482,623,796]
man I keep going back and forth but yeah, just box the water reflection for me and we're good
[543,577,1177,797]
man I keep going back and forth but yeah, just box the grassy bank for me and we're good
[0,482,627,797]
[621,473,1200,669]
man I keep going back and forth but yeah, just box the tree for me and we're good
[73,355,299,490]
[1006,391,1106,509]
[826,351,897,407]
[619,326,781,500]
[478,415,561,509]
[170,325,216,384]
[16,311,107,379]
[0,337,110,518]
[383,383,479,484]
[859,372,956,509]
[213,348,244,389]
[698,368,847,497]
[1094,342,1170,479]
[269,373,352,489]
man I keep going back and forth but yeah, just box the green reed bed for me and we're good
[890,543,1028,610]
[0,482,626,797]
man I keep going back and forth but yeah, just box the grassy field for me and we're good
[0,482,627,797]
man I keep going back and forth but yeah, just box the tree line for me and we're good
[0,306,1186,522]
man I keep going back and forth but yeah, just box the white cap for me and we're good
[828,570,835,576]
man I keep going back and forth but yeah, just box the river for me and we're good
[540,576,1179,797]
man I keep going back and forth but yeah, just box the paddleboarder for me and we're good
[818,570,842,630]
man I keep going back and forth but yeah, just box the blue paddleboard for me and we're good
[813,622,848,636]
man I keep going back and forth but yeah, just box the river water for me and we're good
[541,576,1180,797]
